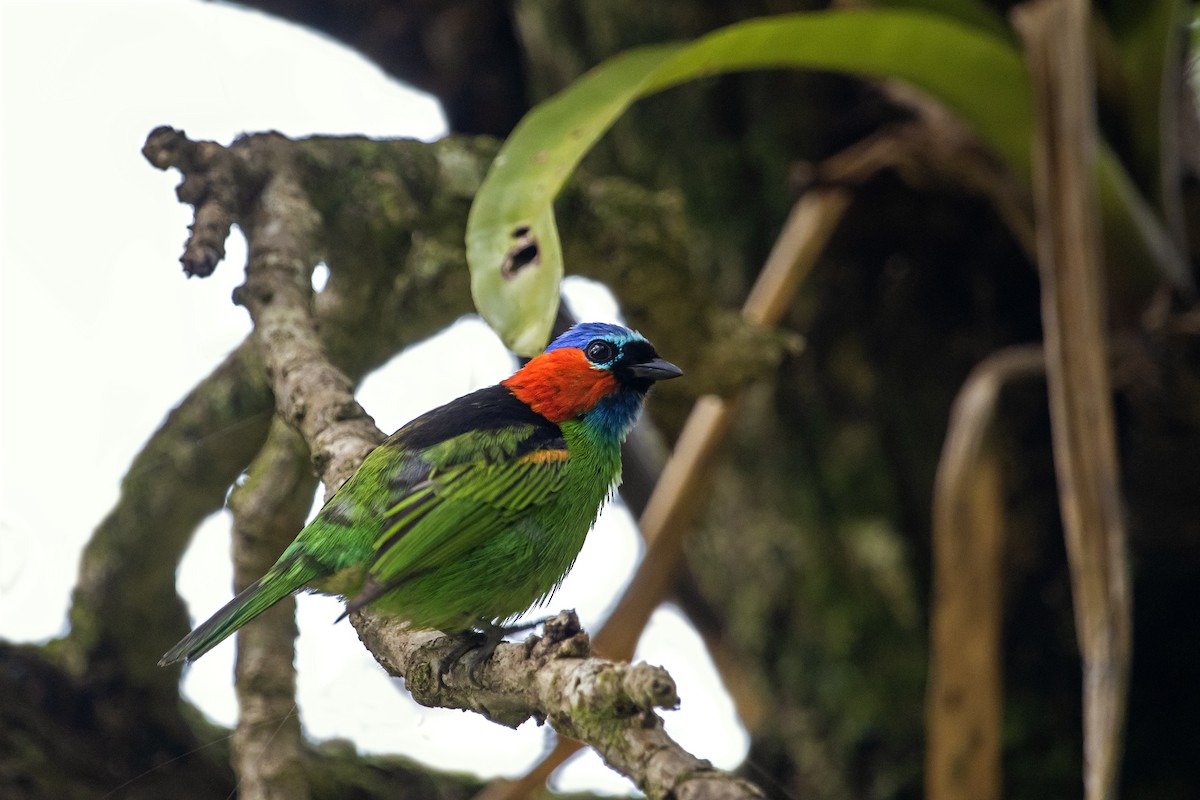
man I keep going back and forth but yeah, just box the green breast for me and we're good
[364,418,623,630]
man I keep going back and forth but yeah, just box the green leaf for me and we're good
[1096,0,1194,292]
[467,9,1032,354]
[872,0,1013,41]
[1098,141,1194,294]
[1104,0,1187,198]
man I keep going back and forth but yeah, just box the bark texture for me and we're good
[229,419,317,800]
[358,611,764,800]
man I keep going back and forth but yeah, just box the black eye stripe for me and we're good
[620,340,656,363]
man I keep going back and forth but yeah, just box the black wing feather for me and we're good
[392,385,561,452]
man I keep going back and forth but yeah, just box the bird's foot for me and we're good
[436,617,554,687]
[435,630,486,687]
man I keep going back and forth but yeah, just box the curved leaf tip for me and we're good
[468,204,563,356]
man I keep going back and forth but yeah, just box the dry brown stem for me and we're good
[1016,3,1133,798]
[926,346,1045,800]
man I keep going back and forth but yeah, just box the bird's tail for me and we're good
[159,557,318,666]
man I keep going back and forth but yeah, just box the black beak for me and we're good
[627,357,683,381]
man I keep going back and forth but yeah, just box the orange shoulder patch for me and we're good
[517,447,570,465]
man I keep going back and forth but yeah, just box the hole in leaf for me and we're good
[502,228,539,278]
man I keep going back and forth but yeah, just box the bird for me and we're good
[159,321,681,676]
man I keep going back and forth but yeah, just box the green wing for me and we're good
[342,409,571,615]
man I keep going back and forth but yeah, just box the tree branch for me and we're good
[66,340,273,692]
[357,610,762,800]
[144,126,759,797]
[228,418,318,800]
[144,125,244,277]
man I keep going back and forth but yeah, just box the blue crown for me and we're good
[543,322,643,353]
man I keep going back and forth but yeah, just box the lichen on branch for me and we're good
[357,609,762,800]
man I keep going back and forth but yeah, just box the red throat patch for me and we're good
[502,348,619,423]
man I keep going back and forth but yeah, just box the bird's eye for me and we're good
[585,340,616,364]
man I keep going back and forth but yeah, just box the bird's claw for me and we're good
[435,631,485,688]
[435,616,553,688]
[463,640,498,685]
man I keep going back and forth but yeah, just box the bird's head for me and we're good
[502,322,681,432]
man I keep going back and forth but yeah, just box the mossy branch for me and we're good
[228,418,318,800]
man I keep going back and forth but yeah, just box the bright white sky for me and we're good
[0,0,746,794]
